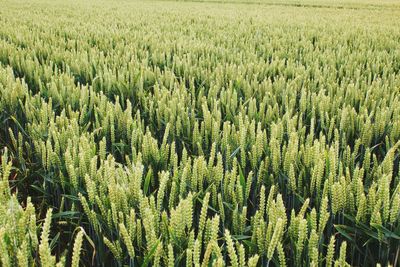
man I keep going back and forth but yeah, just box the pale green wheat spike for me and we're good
[157,171,169,211]
[181,147,188,167]
[356,193,367,223]
[68,164,78,189]
[331,182,342,215]
[197,157,206,193]
[318,197,329,235]
[239,116,247,169]
[169,181,177,210]
[296,219,308,265]
[308,230,319,264]
[71,229,84,267]
[236,242,245,267]
[198,192,210,239]
[310,255,318,267]
[40,141,47,170]
[119,223,135,258]
[161,211,169,240]
[17,212,27,244]
[84,174,96,204]
[363,148,371,174]
[170,141,178,172]
[275,194,287,226]
[201,243,212,267]
[247,254,259,267]
[211,184,217,207]
[210,215,220,242]
[95,196,107,217]
[365,176,374,207]
[235,180,246,209]
[212,240,223,259]
[326,235,335,267]
[233,205,240,234]
[56,256,66,267]
[99,137,107,160]
[168,244,174,267]
[0,149,12,199]
[180,165,189,198]
[185,193,194,230]
[338,241,348,267]
[271,138,281,175]
[8,128,18,150]
[382,141,400,177]
[186,249,192,267]
[245,171,253,202]
[193,239,200,267]
[289,163,296,192]
[355,176,363,207]
[257,160,266,187]
[332,142,339,173]
[225,230,238,267]
[390,192,400,223]
[241,206,247,233]
[39,209,56,267]
[127,209,136,240]
[191,160,199,192]
[103,237,122,261]
[298,198,310,219]
[214,257,225,267]
[136,219,142,248]
[16,240,28,267]
[208,142,217,170]
[315,158,325,197]
[29,213,38,248]
[371,199,383,226]
[188,231,195,251]
[0,229,11,267]
[277,243,286,267]
[251,144,258,169]
[259,186,266,218]
[258,223,274,254]
[309,208,317,232]
[215,153,224,185]
[267,218,284,260]
[161,123,170,161]
[153,242,162,267]
[170,198,188,239]
[79,194,98,230]
[380,175,391,223]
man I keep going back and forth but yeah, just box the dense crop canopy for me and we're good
[0,0,400,266]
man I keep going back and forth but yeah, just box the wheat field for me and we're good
[0,0,400,266]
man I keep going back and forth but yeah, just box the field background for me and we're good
[0,0,400,266]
